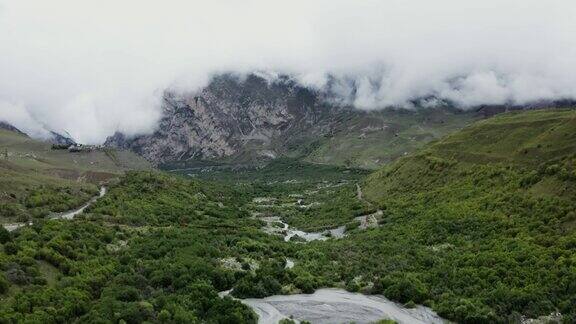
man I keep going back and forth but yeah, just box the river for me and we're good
[260,216,346,242]
[244,187,447,323]
[223,288,446,324]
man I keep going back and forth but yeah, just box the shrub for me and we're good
[0,273,9,294]
[380,273,429,304]
[0,227,11,244]
[346,220,361,231]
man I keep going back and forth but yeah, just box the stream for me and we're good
[3,181,447,323]
[2,186,107,231]
[4,184,444,323]
[260,216,346,242]
[222,288,446,324]
[249,213,447,323]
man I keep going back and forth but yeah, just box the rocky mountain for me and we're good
[48,131,76,146]
[105,74,477,168]
[0,121,26,136]
[106,74,341,164]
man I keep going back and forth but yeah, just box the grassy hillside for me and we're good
[365,109,576,199]
[420,109,576,166]
[330,109,576,322]
[0,129,150,223]
[304,108,477,169]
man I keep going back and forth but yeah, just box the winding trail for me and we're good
[355,184,383,229]
[356,183,364,201]
[2,186,107,232]
[52,186,107,220]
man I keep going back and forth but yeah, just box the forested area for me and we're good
[0,173,273,323]
[297,155,576,323]
[2,160,574,323]
[0,172,335,323]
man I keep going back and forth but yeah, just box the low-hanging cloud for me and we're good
[0,0,575,143]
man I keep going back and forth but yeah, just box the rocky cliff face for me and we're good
[105,74,344,165]
[105,74,492,168]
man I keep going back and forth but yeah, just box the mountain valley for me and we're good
[1,107,575,323]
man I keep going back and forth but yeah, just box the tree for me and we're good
[0,226,11,244]
[0,273,9,294]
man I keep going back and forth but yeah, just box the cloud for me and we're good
[0,0,575,142]
[0,101,49,138]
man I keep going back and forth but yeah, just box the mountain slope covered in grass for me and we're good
[331,109,576,322]
[0,128,150,223]
[304,107,475,169]
[365,109,576,200]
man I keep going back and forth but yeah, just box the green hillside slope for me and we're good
[305,108,476,169]
[340,109,576,322]
[0,129,150,223]
[365,109,576,199]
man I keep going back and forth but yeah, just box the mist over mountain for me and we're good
[0,121,25,136]
[104,73,343,164]
[1,2,576,322]
[104,73,484,167]
[1,0,575,144]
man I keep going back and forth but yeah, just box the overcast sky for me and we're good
[1,0,575,143]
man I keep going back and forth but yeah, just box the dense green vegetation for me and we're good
[166,158,370,183]
[295,158,576,322]
[0,173,281,323]
[347,109,576,322]
[0,166,371,323]
[86,172,252,226]
[244,181,374,232]
[0,220,261,323]
[170,159,374,231]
